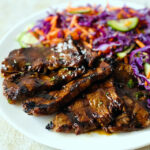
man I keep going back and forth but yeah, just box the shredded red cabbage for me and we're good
[147,99,150,108]
[130,46,150,90]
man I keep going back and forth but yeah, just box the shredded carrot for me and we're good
[124,56,128,64]
[90,39,93,45]
[50,16,58,31]
[147,72,150,79]
[66,6,91,13]
[42,38,63,45]
[70,16,89,36]
[76,25,89,36]
[98,51,102,56]
[45,16,53,22]
[83,41,92,49]
[70,15,78,28]
[35,29,44,36]
[129,8,137,14]
[136,28,141,34]
[64,29,71,38]
[107,6,120,11]
[80,33,87,41]
[46,28,60,39]
[30,32,38,39]
[145,81,148,86]
[69,28,80,40]
[135,39,145,48]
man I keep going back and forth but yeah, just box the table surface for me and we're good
[0,0,150,150]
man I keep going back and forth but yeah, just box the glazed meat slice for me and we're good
[1,38,83,76]
[86,78,123,129]
[113,62,134,83]
[47,113,73,133]
[108,96,150,132]
[107,62,150,132]
[3,66,85,102]
[48,78,124,134]
[47,98,97,134]
[75,42,100,67]
[23,61,112,115]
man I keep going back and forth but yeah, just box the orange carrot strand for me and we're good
[135,39,145,48]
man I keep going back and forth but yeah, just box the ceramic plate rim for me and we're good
[0,1,149,150]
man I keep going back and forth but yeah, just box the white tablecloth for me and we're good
[0,0,150,150]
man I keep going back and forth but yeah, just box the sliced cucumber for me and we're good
[117,44,135,59]
[17,31,39,48]
[17,24,42,48]
[107,17,139,32]
[69,8,91,14]
[144,63,150,77]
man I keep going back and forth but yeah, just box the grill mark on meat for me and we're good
[75,42,100,67]
[106,63,150,133]
[23,61,112,115]
[1,38,83,76]
[49,78,124,134]
[67,98,97,134]
[107,96,150,133]
[85,79,123,129]
[48,97,98,134]
[47,113,73,133]
[3,66,85,102]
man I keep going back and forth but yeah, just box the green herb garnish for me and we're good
[127,79,134,88]
[25,62,31,66]
[98,101,103,106]
[50,76,56,81]
[105,92,110,96]
[135,92,144,100]
[63,68,68,71]
[68,71,72,75]
[8,99,14,104]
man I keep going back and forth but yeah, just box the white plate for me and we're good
[0,0,149,150]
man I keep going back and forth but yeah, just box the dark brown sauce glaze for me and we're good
[1,38,84,76]
[113,62,150,112]
[3,66,86,102]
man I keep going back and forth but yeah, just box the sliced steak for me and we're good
[46,113,73,133]
[49,78,124,134]
[75,42,100,67]
[1,38,83,76]
[23,61,112,115]
[86,78,123,129]
[107,62,150,132]
[113,62,134,83]
[3,66,85,102]
[47,98,97,134]
[108,96,150,132]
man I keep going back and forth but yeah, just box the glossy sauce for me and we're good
[89,130,112,135]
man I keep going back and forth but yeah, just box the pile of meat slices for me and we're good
[1,37,150,134]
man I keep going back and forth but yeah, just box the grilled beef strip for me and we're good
[47,97,98,134]
[48,78,124,134]
[23,61,112,115]
[106,62,150,132]
[1,38,83,76]
[3,66,85,102]
[49,62,150,134]
[75,42,100,67]
[107,95,150,132]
